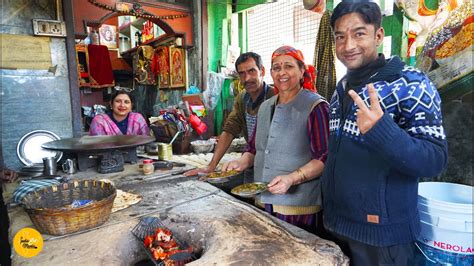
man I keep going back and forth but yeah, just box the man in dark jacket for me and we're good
[321,1,448,265]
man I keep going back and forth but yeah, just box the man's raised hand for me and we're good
[348,83,384,134]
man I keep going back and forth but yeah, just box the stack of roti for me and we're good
[112,189,142,213]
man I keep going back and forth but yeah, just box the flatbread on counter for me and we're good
[112,189,142,213]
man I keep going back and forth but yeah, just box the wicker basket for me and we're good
[21,179,116,236]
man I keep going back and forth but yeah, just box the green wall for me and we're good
[207,1,231,72]
[236,0,271,13]
[382,6,404,57]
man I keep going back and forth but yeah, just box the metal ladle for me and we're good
[169,131,181,145]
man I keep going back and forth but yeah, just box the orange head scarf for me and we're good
[271,45,317,93]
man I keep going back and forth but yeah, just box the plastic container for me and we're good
[417,182,473,265]
[142,159,154,175]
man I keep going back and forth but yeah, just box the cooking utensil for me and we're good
[231,182,268,198]
[18,171,44,178]
[62,159,77,174]
[142,169,187,181]
[169,131,181,145]
[43,157,57,176]
[158,143,172,160]
[41,135,156,152]
[145,142,159,155]
[17,130,63,165]
[190,140,214,154]
[204,170,242,184]
[20,164,44,172]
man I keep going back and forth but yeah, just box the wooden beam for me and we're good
[63,0,83,137]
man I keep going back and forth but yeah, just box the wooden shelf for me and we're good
[120,34,179,58]
[119,16,166,53]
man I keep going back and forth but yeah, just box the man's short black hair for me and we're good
[330,0,382,30]
[235,52,264,71]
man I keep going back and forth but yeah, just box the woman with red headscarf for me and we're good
[223,46,330,233]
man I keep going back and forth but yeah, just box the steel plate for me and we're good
[17,130,63,166]
[231,182,268,198]
[204,170,242,184]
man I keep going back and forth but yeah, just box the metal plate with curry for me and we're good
[231,182,268,198]
[204,170,241,184]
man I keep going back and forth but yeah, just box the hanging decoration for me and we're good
[397,0,472,88]
[87,0,188,20]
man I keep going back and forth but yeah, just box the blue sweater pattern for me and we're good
[329,67,445,142]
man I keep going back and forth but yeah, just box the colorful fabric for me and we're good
[313,10,337,100]
[13,179,61,203]
[246,101,329,162]
[322,56,448,247]
[87,44,115,88]
[271,45,316,93]
[110,112,129,135]
[89,112,150,136]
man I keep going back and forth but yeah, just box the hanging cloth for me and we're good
[313,10,336,100]
[87,44,115,88]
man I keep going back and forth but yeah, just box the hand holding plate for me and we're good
[221,160,243,172]
[183,166,213,177]
[268,175,292,195]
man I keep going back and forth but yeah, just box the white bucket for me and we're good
[417,182,474,265]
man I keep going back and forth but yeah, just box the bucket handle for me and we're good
[414,242,437,264]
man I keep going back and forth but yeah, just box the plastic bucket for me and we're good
[417,182,474,265]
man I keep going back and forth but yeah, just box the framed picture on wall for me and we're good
[99,24,117,49]
[155,46,170,88]
[170,47,186,88]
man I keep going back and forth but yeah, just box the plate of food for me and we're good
[231,182,268,198]
[203,169,241,184]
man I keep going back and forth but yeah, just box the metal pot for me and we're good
[145,142,159,155]
[190,140,215,154]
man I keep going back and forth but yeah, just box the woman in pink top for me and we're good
[89,91,149,136]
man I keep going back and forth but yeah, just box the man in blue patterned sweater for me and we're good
[321,0,448,265]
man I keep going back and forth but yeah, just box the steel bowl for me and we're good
[190,140,214,154]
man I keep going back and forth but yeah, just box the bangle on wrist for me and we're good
[296,168,307,183]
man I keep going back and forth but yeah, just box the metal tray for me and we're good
[16,130,62,166]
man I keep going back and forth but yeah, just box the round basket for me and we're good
[21,179,116,236]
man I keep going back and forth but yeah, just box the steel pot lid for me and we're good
[16,130,63,166]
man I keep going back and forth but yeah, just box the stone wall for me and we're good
[438,91,473,186]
